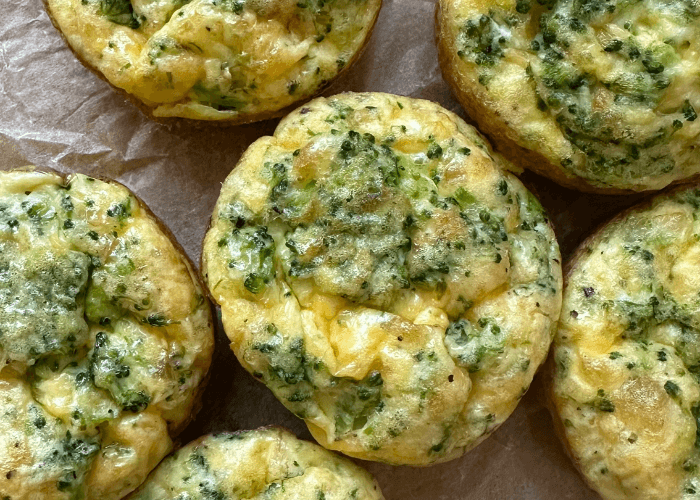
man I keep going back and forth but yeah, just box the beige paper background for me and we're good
[0,0,648,498]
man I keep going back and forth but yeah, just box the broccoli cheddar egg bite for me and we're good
[202,92,563,465]
[44,0,381,122]
[552,184,700,500]
[437,0,700,193]
[127,427,385,500]
[0,169,214,499]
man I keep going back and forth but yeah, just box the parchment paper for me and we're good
[0,1,647,498]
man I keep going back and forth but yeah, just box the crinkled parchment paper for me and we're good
[0,1,644,498]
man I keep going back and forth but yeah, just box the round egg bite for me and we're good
[437,0,700,193]
[0,169,214,499]
[127,427,385,499]
[43,0,381,123]
[552,183,700,499]
[202,92,563,465]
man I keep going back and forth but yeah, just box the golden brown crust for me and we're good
[42,0,381,127]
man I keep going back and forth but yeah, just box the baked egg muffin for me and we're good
[202,92,563,465]
[43,0,381,123]
[552,183,700,499]
[437,0,700,193]
[127,427,385,499]
[0,168,214,499]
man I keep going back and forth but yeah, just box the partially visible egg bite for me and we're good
[44,0,381,122]
[437,0,700,193]
[202,92,563,465]
[127,427,385,500]
[0,169,214,499]
[552,184,700,499]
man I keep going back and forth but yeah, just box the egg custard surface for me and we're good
[202,92,563,465]
[127,427,384,500]
[0,169,214,499]
[44,0,381,122]
[552,183,700,499]
[437,0,700,193]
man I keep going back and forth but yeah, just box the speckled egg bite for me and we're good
[44,0,382,122]
[126,427,385,500]
[202,92,563,465]
[437,0,700,193]
[552,184,700,499]
[0,169,214,500]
